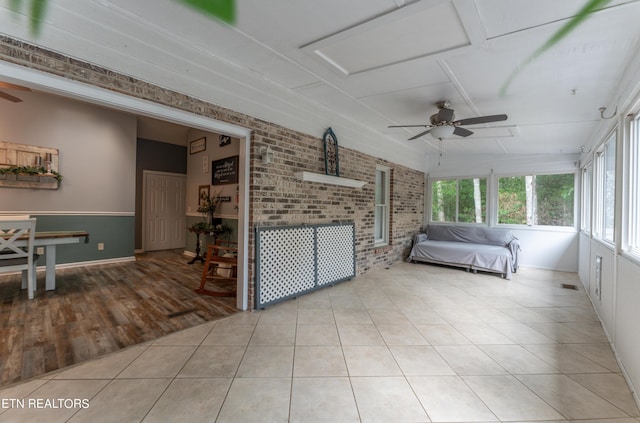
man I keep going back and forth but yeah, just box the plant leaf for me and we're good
[500,0,612,95]
[177,0,235,24]
[9,0,23,13]
[29,0,47,36]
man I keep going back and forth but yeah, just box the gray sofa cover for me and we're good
[408,225,520,279]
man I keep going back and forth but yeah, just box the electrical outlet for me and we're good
[36,247,45,255]
[98,243,104,251]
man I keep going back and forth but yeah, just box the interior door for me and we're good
[144,172,186,251]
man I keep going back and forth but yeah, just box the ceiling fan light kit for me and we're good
[430,125,455,140]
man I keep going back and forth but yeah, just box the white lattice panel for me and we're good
[256,226,315,306]
[316,224,355,286]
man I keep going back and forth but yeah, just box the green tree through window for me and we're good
[431,178,486,223]
[498,173,574,226]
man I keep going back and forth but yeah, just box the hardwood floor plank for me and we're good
[0,249,238,387]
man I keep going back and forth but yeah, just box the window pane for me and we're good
[629,116,640,252]
[499,174,575,227]
[374,205,385,240]
[604,138,616,241]
[535,173,574,226]
[581,167,591,233]
[375,170,385,204]
[431,179,457,222]
[498,176,527,224]
[374,167,389,245]
[459,178,486,223]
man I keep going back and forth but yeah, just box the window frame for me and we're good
[580,163,593,234]
[593,129,617,244]
[374,165,390,247]
[624,114,640,258]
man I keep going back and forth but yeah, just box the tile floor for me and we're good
[0,262,638,423]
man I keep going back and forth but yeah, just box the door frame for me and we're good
[1,61,252,310]
[142,170,187,253]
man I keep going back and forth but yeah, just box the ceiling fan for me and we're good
[389,101,508,140]
[0,81,32,103]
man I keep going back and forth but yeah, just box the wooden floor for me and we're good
[0,250,238,387]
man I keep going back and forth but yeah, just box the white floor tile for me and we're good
[435,345,507,375]
[390,346,456,376]
[342,346,402,376]
[216,378,291,423]
[293,346,348,377]
[290,377,360,423]
[142,378,232,423]
[351,377,428,423]
[516,374,629,419]
[236,346,294,378]
[408,375,497,422]
[463,375,564,421]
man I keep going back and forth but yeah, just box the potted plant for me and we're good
[190,191,233,237]
[197,190,221,226]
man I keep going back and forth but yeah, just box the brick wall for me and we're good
[1,36,425,308]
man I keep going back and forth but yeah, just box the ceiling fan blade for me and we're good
[408,128,432,140]
[437,107,455,122]
[0,81,31,91]
[455,114,507,126]
[453,126,473,137]
[388,124,430,128]
[0,91,23,103]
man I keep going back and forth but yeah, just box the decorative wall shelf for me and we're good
[0,174,60,190]
[294,171,366,188]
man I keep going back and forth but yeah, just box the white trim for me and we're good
[38,256,137,272]
[186,212,238,219]
[0,62,251,310]
[0,211,135,216]
[294,171,366,188]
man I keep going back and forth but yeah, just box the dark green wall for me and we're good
[135,138,188,249]
[32,214,135,264]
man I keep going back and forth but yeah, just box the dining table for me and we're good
[13,231,90,291]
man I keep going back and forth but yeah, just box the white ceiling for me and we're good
[1,0,640,168]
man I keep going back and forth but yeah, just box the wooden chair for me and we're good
[195,239,237,297]
[1,217,38,299]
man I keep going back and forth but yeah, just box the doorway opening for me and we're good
[0,61,251,310]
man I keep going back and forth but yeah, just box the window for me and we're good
[626,115,640,255]
[497,173,575,227]
[594,131,617,242]
[580,165,592,233]
[431,178,487,223]
[374,166,390,246]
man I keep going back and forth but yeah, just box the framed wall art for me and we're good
[198,185,210,205]
[189,137,206,154]
[212,155,239,185]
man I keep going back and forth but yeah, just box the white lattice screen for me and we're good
[256,223,355,308]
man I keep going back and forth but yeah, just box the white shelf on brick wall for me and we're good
[294,171,366,188]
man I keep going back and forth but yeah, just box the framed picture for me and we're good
[190,137,206,154]
[219,135,231,147]
[198,185,210,206]
[212,155,239,185]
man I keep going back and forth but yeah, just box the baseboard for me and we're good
[38,256,137,271]
[585,291,640,412]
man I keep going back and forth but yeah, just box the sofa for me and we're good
[408,224,520,279]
